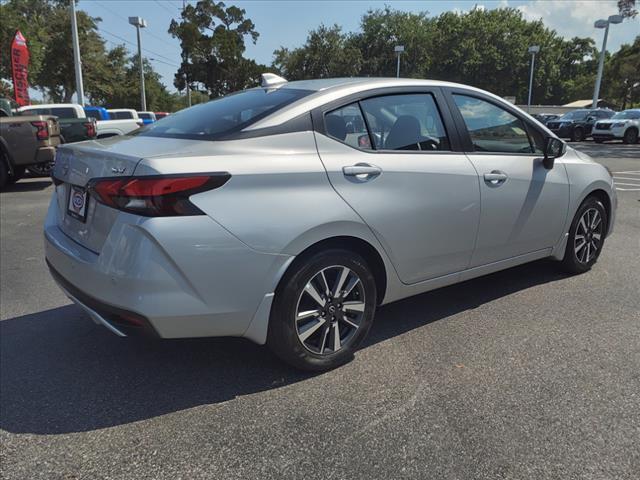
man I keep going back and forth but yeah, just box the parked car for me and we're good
[84,106,111,122]
[591,109,640,144]
[137,111,157,124]
[45,76,617,371]
[154,111,170,120]
[546,108,615,142]
[532,113,560,126]
[0,98,61,188]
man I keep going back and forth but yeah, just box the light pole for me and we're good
[527,45,540,113]
[592,14,623,108]
[70,1,84,105]
[394,45,404,78]
[129,16,147,111]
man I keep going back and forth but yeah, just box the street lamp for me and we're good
[129,16,147,111]
[527,45,540,113]
[592,14,623,108]
[394,45,404,78]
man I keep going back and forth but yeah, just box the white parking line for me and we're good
[612,171,640,192]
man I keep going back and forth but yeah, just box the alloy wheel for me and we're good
[574,207,603,264]
[295,265,366,355]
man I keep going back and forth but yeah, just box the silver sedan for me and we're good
[45,76,617,370]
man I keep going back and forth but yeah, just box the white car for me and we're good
[107,109,140,120]
[592,109,640,144]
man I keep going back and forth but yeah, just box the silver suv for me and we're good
[592,109,640,144]
[45,77,617,370]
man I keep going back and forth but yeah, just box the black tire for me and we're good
[0,155,8,189]
[623,128,638,144]
[8,165,25,183]
[28,162,53,177]
[571,127,585,142]
[594,138,604,144]
[267,248,377,371]
[561,196,608,274]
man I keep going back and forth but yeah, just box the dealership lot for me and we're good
[1,142,639,479]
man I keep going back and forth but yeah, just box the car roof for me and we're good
[19,103,80,110]
[246,77,473,130]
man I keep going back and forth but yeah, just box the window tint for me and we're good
[360,94,450,151]
[138,88,312,140]
[50,107,77,118]
[85,110,105,121]
[325,103,371,149]
[111,111,134,120]
[453,94,539,153]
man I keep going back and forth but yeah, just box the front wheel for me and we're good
[571,127,585,142]
[268,249,377,371]
[623,128,638,144]
[561,196,607,274]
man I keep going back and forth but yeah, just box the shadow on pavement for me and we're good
[1,180,52,193]
[0,259,565,435]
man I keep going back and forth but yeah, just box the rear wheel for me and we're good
[561,196,607,274]
[571,127,585,142]
[268,249,377,371]
[623,128,638,144]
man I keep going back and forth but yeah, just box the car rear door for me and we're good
[313,88,480,285]
[444,88,570,267]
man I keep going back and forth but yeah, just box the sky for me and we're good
[74,0,640,92]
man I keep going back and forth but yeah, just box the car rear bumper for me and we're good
[43,194,293,342]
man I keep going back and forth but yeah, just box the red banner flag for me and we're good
[11,30,30,106]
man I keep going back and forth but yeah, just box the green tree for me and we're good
[604,36,640,108]
[273,24,363,80]
[169,0,267,98]
[351,6,433,78]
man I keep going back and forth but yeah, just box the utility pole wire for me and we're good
[98,27,179,65]
[94,1,181,51]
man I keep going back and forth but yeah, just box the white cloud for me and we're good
[514,0,639,52]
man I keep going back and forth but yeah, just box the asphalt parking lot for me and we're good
[1,141,639,480]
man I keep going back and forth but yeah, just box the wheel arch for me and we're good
[585,188,612,234]
[277,235,388,305]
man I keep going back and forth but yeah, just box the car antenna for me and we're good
[261,73,288,89]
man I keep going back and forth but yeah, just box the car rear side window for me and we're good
[325,103,372,149]
[360,94,450,151]
[453,94,540,154]
[111,111,134,120]
[138,88,312,140]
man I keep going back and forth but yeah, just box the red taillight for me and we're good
[84,121,96,138]
[88,174,230,216]
[31,121,49,140]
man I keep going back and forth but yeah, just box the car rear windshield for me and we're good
[139,113,153,119]
[24,107,78,118]
[136,88,312,140]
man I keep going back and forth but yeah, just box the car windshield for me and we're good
[560,110,589,121]
[139,113,152,119]
[612,110,640,120]
[137,88,312,140]
[111,111,134,120]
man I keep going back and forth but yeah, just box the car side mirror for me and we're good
[543,137,565,169]
[586,116,595,124]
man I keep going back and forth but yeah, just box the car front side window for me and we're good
[453,94,541,154]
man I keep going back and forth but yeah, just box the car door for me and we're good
[445,90,570,267]
[314,89,480,285]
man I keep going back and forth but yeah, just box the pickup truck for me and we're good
[19,103,141,140]
[17,103,96,144]
[0,98,61,188]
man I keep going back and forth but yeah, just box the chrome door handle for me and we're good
[343,163,382,179]
[483,171,508,185]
